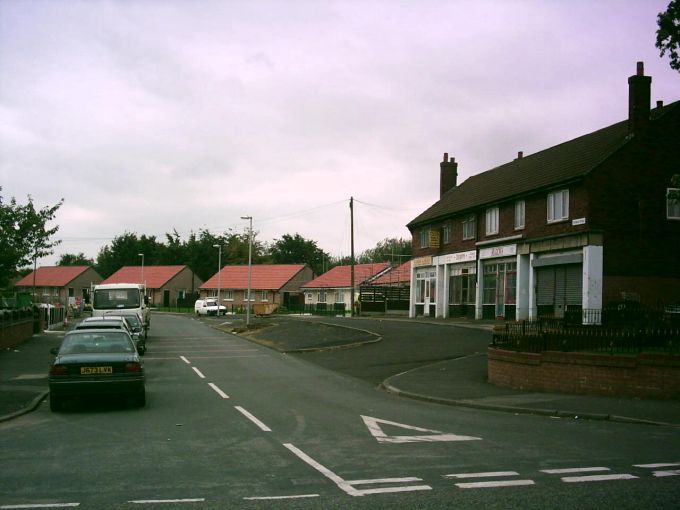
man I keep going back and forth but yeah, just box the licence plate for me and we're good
[81,366,113,375]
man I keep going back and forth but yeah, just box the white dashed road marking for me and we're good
[234,406,271,432]
[208,383,229,399]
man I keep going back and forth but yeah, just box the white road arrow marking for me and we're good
[361,415,481,443]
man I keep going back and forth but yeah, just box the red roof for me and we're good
[201,264,308,291]
[15,266,93,287]
[102,265,186,289]
[372,261,412,285]
[302,262,390,289]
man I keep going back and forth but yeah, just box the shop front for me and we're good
[478,244,518,320]
[437,250,477,319]
[410,256,436,317]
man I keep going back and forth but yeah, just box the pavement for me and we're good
[2,313,680,427]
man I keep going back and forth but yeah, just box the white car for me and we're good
[194,299,226,316]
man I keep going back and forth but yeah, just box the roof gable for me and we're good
[372,261,411,285]
[302,262,391,289]
[15,266,93,287]
[102,265,186,288]
[200,264,307,290]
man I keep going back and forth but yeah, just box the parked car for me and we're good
[194,298,226,316]
[75,317,146,355]
[103,311,147,340]
[48,329,146,411]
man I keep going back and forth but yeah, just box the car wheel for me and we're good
[50,395,62,412]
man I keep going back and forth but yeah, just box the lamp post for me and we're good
[240,216,253,327]
[138,253,145,305]
[212,244,222,316]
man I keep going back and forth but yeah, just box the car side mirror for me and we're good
[50,347,60,355]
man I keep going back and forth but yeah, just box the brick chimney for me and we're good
[628,61,651,136]
[440,152,458,198]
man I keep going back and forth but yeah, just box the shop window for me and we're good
[514,200,525,230]
[449,268,476,304]
[462,214,476,240]
[547,189,569,223]
[483,264,497,304]
[667,188,680,220]
[485,207,499,236]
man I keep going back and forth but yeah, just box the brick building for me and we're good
[407,62,680,321]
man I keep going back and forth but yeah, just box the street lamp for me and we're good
[240,216,253,327]
[213,244,222,316]
[138,253,145,304]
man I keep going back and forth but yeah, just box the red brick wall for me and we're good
[488,347,680,399]
[0,318,34,349]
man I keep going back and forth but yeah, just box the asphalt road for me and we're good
[1,314,679,509]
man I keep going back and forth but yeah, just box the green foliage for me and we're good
[57,252,95,266]
[357,237,412,264]
[656,0,680,72]
[267,233,330,276]
[93,228,265,282]
[0,188,63,287]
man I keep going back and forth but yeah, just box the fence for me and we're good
[492,320,680,355]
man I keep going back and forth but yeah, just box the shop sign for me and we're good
[413,256,433,267]
[479,244,516,260]
[572,217,587,226]
[440,250,477,265]
[428,230,440,248]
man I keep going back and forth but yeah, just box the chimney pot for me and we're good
[657,100,664,108]
[637,61,644,76]
[439,153,458,198]
[517,151,523,159]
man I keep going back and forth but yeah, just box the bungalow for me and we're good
[15,266,103,306]
[102,265,202,307]
[302,262,391,312]
[200,264,314,308]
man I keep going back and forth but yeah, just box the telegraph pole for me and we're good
[350,197,355,317]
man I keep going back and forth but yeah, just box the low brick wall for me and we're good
[0,317,35,350]
[488,347,680,399]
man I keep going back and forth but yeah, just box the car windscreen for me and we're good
[93,288,141,310]
[60,331,135,354]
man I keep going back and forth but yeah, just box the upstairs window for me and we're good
[667,188,680,220]
[485,207,499,236]
[462,214,476,240]
[547,189,569,223]
[514,200,525,230]
[419,229,429,248]
[442,223,451,244]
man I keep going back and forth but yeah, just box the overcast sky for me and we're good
[1,0,678,267]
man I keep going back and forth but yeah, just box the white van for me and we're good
[92,283,150,336]
[194,298,226,316]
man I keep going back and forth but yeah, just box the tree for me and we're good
[0,188,63,287]
[656,0,680,72]
[268,233,330,276]
[358,237,412,264]
[57,252,95,266]
[95,232,162,278]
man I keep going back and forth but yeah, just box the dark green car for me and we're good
[49,329,146,411]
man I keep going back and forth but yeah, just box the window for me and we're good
[462,214,476,240]
[515,200,525,230]
[668,188,680,220]
[547,189,569,223]
[318,290,326,303]
[449,268,477,305]
[442,223,451,244]
[68,287,75,297]
[261,290,269,302]
[485,207,499,236]
[335,290,344,303]
[208,290,218,298]
[420,229,429,248]
[224,290,234,301]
